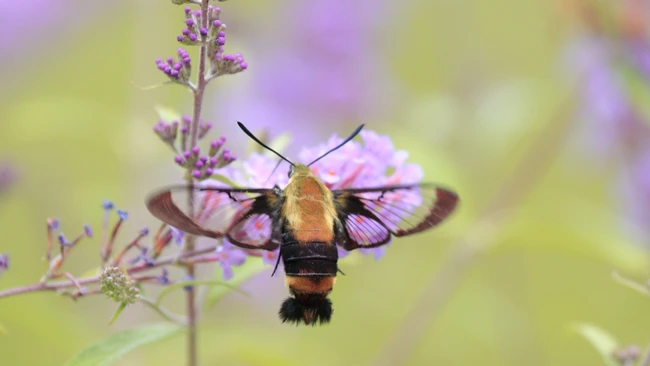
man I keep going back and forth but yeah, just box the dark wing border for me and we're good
[332,184,459,250]
[146,186,282,250]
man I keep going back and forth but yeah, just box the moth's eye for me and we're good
[288,166,295,178]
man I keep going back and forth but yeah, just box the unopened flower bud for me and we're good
[99,266,140,304]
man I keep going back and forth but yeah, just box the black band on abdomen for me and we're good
[281,241,338,276]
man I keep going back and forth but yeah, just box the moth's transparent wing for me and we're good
[332,184,458,250]
[146,185,281,250]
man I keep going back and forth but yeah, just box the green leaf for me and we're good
[108,302,128,326]
[155,280,247,306]
[206,258,268,308]
[63,323,183,366]
[572,323,619,366]
[612,271,650,297]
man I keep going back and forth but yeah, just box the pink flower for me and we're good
[215,240,247,281]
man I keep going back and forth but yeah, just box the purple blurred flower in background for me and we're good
[0,1,64,52]
[218,0,395,148]
[303,130,421,259]
[564,0,650,241]
[0,1,113,83]
[0,163,16,197]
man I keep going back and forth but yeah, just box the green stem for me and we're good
[139,297,188,326]
[184,1,210,365]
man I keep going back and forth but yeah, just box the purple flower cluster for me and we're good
[155,7,246,84]
[152,113,236,181]
[155,115,212,151]
[301,130,423,260]
[155,48,192,82]
[565,1,650,240]
[211,52,247,79]
[153,120,179,145]
[215,240,247,280]
[172,136,235,181]
[176,6,222,45]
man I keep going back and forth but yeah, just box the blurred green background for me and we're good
[1,0,649,365]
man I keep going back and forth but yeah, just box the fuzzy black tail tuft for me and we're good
[279,296,333,326]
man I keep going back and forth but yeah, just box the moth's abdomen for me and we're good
[282,240,338,298]
[280,242,338,325]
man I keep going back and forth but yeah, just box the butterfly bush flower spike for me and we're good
[173,2,245,81]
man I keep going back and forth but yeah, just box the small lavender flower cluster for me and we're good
[153,115,236,181]
[24,199,219,299]
[184,240,247,281]
[176,6,219,45]
[156,6,246,83]
[194,6,248,78]
[155,48,192,83]
[43,217,94,281]
[154,115,212,151]
[99,266,140,304]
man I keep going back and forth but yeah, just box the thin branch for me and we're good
[0,244,219,299]
[111,232,147,266]
[184,1,210,365]
[102,219,124,265]
[63,272,86,294]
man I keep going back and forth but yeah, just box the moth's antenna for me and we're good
[308,124,364,167]
[237,122,294,166]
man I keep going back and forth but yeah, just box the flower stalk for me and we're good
[0,243,222,299]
